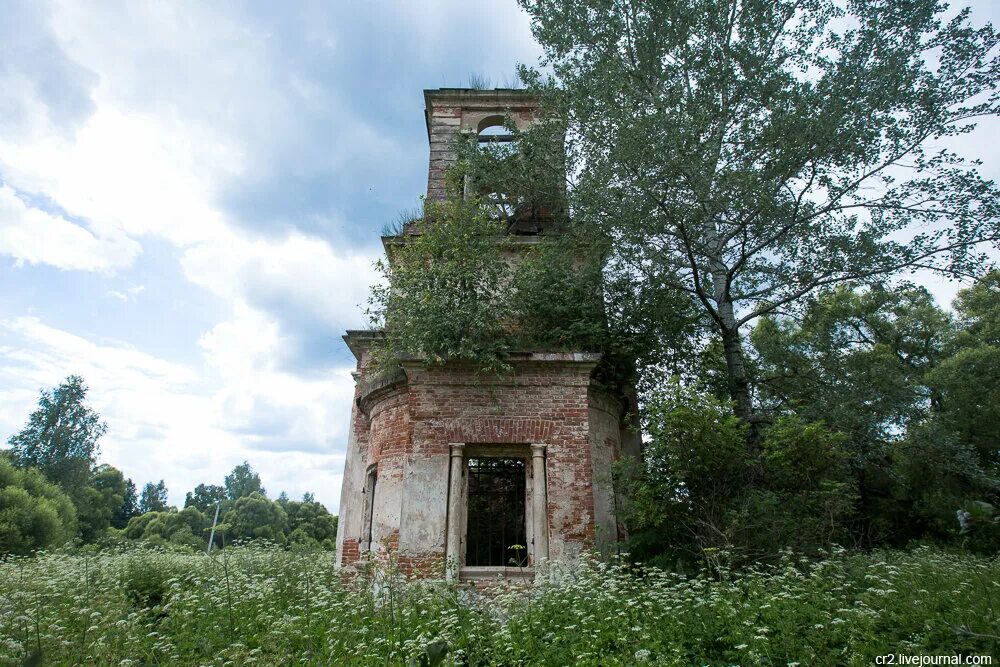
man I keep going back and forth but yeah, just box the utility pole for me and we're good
[207,501,221,554]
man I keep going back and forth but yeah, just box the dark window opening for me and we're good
[465,457,527,567]
[363,468,377,549]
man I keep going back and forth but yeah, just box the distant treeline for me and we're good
[1,376,336,554]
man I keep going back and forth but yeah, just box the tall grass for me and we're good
[0,544,996,665]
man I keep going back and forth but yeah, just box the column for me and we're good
[445,443,465,581]
[531,443,549,564]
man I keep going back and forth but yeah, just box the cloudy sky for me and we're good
[0,0,541,509]
[1,1,997,512]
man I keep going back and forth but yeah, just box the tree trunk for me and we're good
[710,269,753,423]
[714,290,763,462]
[719,323,753,423]
[706,229,758,452]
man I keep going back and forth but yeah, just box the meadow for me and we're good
[0,544,997,666]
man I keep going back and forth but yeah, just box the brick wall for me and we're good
[349,359,601,567]
[341,538,360,566]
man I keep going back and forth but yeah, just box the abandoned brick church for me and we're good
[334,89,639,582]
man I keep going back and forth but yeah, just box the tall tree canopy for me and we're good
[77,464,129,542]
[112,477,140,530]
[224,461,265,500]
[620,274,1000,564]
[7,375,107,496]
[927,270,1000,469]
[184,483,227,512]
[139,480,169,514]
[515,0,1000,422]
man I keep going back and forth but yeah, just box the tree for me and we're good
[616,380,858,567]
[0,457,78,554]
[124,506,208,550]
[928,271,1000,470]
[285,498,338,549]
[7,375,107,498]
[368,197,513,374]
[224,461,265,500]
[223,493,288,544]
[184,484,227,512]
[77,464,128,541]
[112,478,140,529]
[139,480,169,513]
[752,284,951,452]
[515,0,1000,424]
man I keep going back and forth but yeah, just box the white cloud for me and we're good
[107,285,145,302]
[0,106,235,249]
[182,230,379,331]
[196,298,360,449]
[0,184,139,273]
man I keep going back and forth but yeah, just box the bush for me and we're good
[0,458,77,554]
[123,507,209,550]
[617,383,864,567]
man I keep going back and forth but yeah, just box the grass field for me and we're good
[0,544,997,665]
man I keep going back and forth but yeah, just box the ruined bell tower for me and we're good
[335,89,638,582]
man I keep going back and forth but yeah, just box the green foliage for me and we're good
[507,230,609,353]
[284,500,338,549]
[184,483,226,512]
[516,0,1000,419]
[753,284,950,451]
[120,501,338,552]
[124,507,209,550]
[957,501,1000,554]
[619,382,859,567]
[891,419,999,549]
[614,380,748,565]
[928,271,1000,470]
[76,464,128,542]
[223,492,288,545]
[0,458,77,554]
[124,471,335,552]
[369,197,512,374]
[746,278,1000,551]
[0,545,996,665]
[112,478,139,530]
[7,375,107,500]
[455,110,568,222]
[747,416,857,554]
[368,198,631,387]
[139,480,169,514]
[224,461,265,500]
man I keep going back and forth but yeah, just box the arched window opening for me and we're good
[477,115,513,141]
[474,119,517,220]
[477,123,513,144]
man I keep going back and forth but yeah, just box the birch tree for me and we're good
[517,0,1000,424]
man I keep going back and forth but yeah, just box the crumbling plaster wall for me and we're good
[588,388,626,555]
[337,353,630,574]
